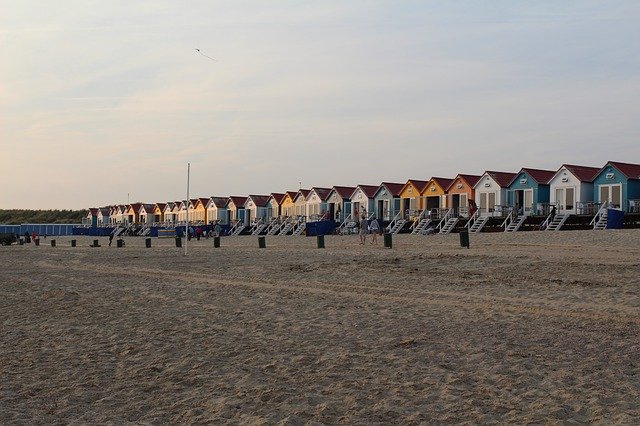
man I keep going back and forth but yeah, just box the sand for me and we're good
[1,230,639,424]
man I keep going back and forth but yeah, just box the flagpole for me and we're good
[185,162,190,256]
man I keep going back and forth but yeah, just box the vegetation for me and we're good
[0,210,87,225]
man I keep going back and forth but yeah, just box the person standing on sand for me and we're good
[369,218,380,244]
[214,222,221,237]
[108,233,114,246]
[359,216,368,244]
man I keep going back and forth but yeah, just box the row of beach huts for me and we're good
[86,161,640,236]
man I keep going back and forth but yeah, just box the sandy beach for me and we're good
[1,230,639,423]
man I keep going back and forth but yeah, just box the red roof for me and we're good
[311,187,332,200]
[228,196,247,207]
[247,195,270,206]
[379,182,404,197]
[430,177,454,191]
[331,186,357,198]
[513,168,556,185]
[482,171,518,187]
[88,208,98,215]
[406,179,429,193]
[155,203,166,211]
[269,193,286,204]
[139,204,155,213]
[608,161,640,180]
[99,208,110,216]
[447,174,481,191]
[282,191,298,203]
[354,184,379,198]
[207,197,228,208]
[129,203,142,212]
[561,164,600,182]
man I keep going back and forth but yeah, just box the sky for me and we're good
[1,1,639,209]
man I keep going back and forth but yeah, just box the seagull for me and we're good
[195,48,216,61]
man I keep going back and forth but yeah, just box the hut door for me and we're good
[488,192,496,213]
[524,190,533,215]
[601,185,622,209]
[480,193,487,214]
[377,200,384,220]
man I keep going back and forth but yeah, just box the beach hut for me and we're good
[506,168,556,216]
[305,187,331,221]
[398,179,429,218]
[112,205,126,224]
[591,161,640,212]
[85,208,98,227]
[153,203,166,223]
[125,203,142,224]
[191,198,209,223]
[162,202,176,224]
[548,165,599,215]
[176,199,198,223]
[349,185,378,219]
[326,186,356,222]
[279,192,297,218]
[445,174,481,217]
[473,171,517,217]
[206,197,228,224]
[138,204,156,225]
[420,177,454,215]
[293,189,311,219]
[96,207,110,226]
[372,182,404,221]
[266,193,285,220]
[226,196,248,224]
[245,195,271,224]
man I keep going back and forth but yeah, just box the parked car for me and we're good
[0,233,18,246]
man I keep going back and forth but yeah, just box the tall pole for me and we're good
[185,163,190,256]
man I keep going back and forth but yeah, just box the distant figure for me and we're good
[550,205,557,221]
[195,226,202,241]
[214,222,221,237]
[359,216,368,245]
[108,234,114,246]
[369,219,380,245]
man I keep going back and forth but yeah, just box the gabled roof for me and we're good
[128,203,142,212]
[280,191,298,205]
[98,207,110,216]
[331,186,357,199]
[293,189,311,202]
[446,174,482,191]
[378,182,405,197]
[227,196,248,208]
[138,203,155,213]
[309,187,332,201]
[602,161,640,180]
[246,195,271,207]
[352,184,379,199]
[510,168,556,186]
[430,177,454,191]
[269,193,286,204]
[87,208,98,216]
[477,171,518,188]
[196,197,210,207]
[402,179,429,194]
[553,164,600,183]
[207,197,228,208]
[155,203,167,211]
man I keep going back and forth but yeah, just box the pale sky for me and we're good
[1,1,639,209]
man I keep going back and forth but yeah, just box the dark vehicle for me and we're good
[0,233,18,246]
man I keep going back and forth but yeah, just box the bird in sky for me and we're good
[195,48,216,61]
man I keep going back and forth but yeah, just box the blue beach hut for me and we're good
[506,168,556,216]
[591,161,640,212]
